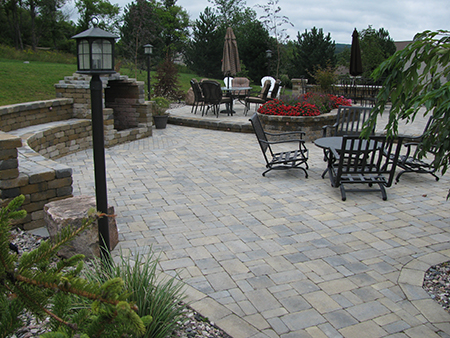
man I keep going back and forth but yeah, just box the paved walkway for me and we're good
[56,103,450,338]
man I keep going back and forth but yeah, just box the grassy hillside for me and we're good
[0,58,205,106]
[0,59,77,106]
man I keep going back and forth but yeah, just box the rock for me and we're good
[185,88,194,105]
[44,195,118,259]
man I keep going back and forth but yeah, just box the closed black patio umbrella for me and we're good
[350,28,363,77]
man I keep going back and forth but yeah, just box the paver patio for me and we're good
[55,103,450,338]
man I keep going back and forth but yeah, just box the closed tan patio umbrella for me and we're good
[222,27,241,88]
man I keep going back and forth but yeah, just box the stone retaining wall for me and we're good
[0,99,73,132]
[1,73,154,229]
[0,131,72,229]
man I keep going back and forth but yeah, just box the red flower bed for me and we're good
[258,93,352,117]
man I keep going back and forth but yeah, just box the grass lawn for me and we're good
[0,59,77,106]
[0,58,264,106]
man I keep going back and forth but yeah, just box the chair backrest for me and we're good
[223,77,233,88]
[249,113,271,160]
[260,80,272,100]
[269,80,282,99]
[261,76,276,94]
[334,106,374,136]
[201,80,222,104]
[413,114,439,156]
[335,135,403,188]
[190,79,203,100]
[232,77,250,97]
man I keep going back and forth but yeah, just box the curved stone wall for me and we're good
[257,109,338,142]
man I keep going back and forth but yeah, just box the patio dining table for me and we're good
[221,86,252,115]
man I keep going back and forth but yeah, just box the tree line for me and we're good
[0,0,396,86]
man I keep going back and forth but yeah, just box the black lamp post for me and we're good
[144,44,153,100]
[72,24,118,263]
[266,49,273,76]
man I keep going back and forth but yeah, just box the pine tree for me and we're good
[0,195,152,338]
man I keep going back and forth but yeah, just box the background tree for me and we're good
[1,0,25,49]
[75,0,120,33]
[359,25,396,79]
[118,0,157,77]
[38,0,75,51]
[185,0,268,82]
[184,7,223,78]
[292,26,336,84]
[153,0,189,60]
[236,20,271,82]
[256,0,293,79]
[364,30,450,182]
[207,0,248,28]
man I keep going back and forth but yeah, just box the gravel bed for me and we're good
[8,228,231,338]
[423,261,450,313]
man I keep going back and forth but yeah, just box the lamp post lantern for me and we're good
[144,44,153,100]
[266,49,273,75]
[72,24,118,263]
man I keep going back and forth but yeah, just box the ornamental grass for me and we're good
[258,92,352,117]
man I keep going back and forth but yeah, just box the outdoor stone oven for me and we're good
[55,73,151,132]
[105,79,144,131]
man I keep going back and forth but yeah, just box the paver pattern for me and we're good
[57,104,450,338]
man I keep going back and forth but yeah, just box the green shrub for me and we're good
[84,249,186,338]
[312,64,337,93]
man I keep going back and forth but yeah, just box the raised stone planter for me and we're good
[257,109,338,142]
[44,195,118,259]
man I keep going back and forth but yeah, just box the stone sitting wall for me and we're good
[1,73,154,230]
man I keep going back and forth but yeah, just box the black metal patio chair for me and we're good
[190,79,205,114]
[395,115,440,182]
[322,105,374,137]
[327,135,403,201]
[249,113,309,177]
[200,80,231,117]
[244,80,271,116]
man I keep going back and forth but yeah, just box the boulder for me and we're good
[44,195,118,259]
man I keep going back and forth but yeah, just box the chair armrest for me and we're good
[265,131,306,137]
[329,147,340,160]
[322,124,337,137]
[260,139,306,146]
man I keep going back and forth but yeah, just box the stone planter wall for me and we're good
[257,110,338,142]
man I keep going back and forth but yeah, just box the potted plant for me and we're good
[152,96,171,129]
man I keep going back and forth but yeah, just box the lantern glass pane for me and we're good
[91,39,113,70]
[92,40,102,69]
[78,40,90,70]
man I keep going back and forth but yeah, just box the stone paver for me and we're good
[55,103,450,337]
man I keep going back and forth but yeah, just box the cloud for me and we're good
[72,0,449,44]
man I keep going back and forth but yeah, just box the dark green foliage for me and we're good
[184,7,224,79]
[359,25,396,78]
[292,27,336,84]
[75,0,121,33]
[0,195,149,337]
[364,30,450,188]
[235,20,271,83]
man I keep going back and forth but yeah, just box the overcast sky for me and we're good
[66,0,449,44]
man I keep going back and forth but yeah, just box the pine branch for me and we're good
[13,283,75,330]
[13,274,137,311]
